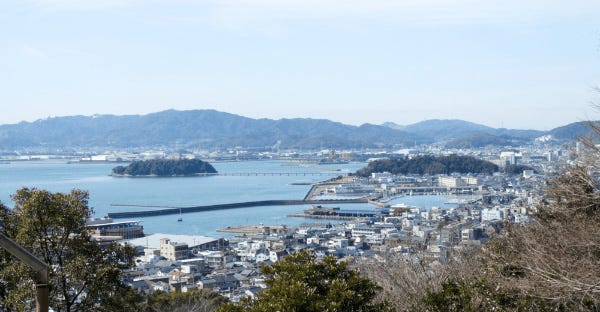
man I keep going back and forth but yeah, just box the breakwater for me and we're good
[303,185,317,200]
[111,172,345,178]
[107,198,368,219]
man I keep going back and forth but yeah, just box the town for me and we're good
[33,140,571,302]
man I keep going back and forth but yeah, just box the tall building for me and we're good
[160,238,189,261]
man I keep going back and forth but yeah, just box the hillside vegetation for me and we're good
[112,159,217,176]
[0,110,419,150]
[356,155,499,176]
[360,148,600,311]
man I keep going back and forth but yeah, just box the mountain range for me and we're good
[0,110,593,151]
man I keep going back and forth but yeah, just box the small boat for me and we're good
[177,217,183,222]
[177,208,182,222]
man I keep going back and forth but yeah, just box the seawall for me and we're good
[107,198,368,219]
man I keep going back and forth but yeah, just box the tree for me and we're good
[143,289,227,312]
[0,188,138,312]
[358,247,490,311]
[483,160,600,310]
[359,136,600,310]
[218,251,392,312]
[355,155,499,177]
[417,148,600,311]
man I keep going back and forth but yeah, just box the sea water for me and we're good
[0,160,456,237]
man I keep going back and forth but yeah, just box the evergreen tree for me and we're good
[219,251,391,312]
[0,188,138,312]
[143,289,227,312]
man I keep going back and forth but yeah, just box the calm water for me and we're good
[0,160,455,237]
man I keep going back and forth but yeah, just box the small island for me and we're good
[112,159,217,177]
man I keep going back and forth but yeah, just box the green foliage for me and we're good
[112,158,217,176]
[143,289,227,312]
[0,188,138,312]
[419,163,600,311]
[482,165,600,310]
[356,155,498,177]
[418,278,552,312]
[418,277,595,312]
[219,251,391,312]
[420,279,479,312]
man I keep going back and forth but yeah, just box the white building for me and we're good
[438,175,479,187]
[328,238,349,249]
[160,238,189,261]
[523,170,535,178]
[438,176,464,188]
[481,207,504,222]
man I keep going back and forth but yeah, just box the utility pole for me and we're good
[0,233,49,312]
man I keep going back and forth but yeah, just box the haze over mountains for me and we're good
[0,110,592,151]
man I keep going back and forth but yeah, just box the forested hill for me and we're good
[0,110,420,150]
[0,109,590,151]
[112,159,217,176]
[356,155,499,176]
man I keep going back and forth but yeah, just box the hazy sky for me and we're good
[1,0,600,130]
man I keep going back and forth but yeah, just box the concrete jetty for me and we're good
[107,198,368,219]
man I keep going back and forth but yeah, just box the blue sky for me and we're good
[1,0,599,130]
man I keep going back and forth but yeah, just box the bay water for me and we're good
[0,160,456,237]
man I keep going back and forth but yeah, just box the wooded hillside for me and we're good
[112,159,217,176]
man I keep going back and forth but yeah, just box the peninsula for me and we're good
[111,159,217,177]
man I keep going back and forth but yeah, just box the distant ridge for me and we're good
[0,110,419,150]
[399,119,497,140]
[548,121,597,141]
[389,119,544,142]
[0,110,589,151]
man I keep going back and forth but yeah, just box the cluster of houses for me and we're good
[82,148,565,301]
[103,186,534,301]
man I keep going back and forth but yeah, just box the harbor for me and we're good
[287,205,387,220]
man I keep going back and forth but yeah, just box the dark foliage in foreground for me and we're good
[219,251,392,312]
[0,188,138,312]
[142,289,227,312]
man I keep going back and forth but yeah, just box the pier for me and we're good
[287,205,386,220]
[107,198,368,219]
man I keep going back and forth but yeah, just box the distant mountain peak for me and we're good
[381,122,405,130]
